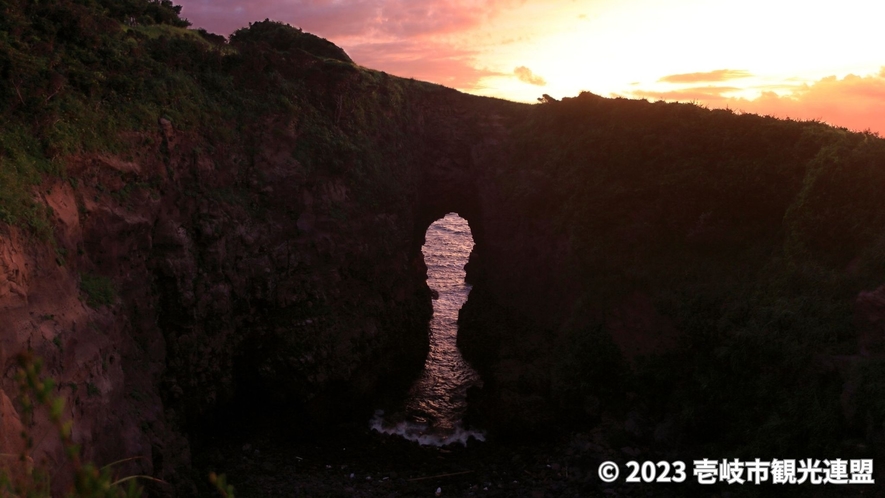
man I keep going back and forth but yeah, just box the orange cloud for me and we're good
[628,86,741,102]
[658,69,753,84]
[176,0,522,90]
[730,70,885,134]
[514,66,546,86]
[630,69,885,135]
[350,41,506,89]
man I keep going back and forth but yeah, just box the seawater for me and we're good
[371,213,485,446]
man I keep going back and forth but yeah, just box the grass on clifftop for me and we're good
[0,0,444,237]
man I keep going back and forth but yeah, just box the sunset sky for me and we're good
[176,0,885,134]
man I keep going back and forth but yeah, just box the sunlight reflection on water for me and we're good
[370,213,485,446]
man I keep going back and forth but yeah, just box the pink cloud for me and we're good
[176,0,520,38]
[175,1,377,37]
[350,41,505,88]
[175,0,522,90]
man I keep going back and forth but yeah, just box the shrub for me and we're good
[0,353,148,497]
[79,274,116,307]
[229,19,353,63]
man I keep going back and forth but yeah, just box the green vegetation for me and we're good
[1,353,235,497]
[228,19,352,63]
[0,0,438,237]
[0,353,148,497]
[0,3,442,491]
[4,0,883,486]
[209,472,235,498]
[507,93,885,458]
[79,273,116,307]
[0,0,196,232]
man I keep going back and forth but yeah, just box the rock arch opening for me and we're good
[371,212,485,445]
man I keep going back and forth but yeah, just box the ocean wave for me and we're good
[370,411,485,447]
[370,213,483,446]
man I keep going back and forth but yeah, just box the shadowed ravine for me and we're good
[371,213,485,445]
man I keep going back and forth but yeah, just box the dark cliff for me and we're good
[2,1,885,494]
[459,95,885,454]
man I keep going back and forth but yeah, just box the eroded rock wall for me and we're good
[0,62,526,494]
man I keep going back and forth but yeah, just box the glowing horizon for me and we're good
[176,0,885,134]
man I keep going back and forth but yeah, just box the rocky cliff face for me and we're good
[2,121,440,492]
[3,5,885,494]
[0,23,526,491]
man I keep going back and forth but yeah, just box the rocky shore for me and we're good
[193,425,870,498]
[197,424,647,498]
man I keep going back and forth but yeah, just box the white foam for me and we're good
[372,214,485,447]
[370,411,485,447]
